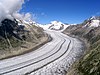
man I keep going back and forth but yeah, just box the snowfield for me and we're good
[0,31,85,75]
[84,16,100,27]
[90,20,100,27]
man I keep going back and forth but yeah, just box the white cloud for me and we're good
[0,0,24,23]
[0,0,37,24]
[13,13,24,20]
[24,13,32,21]
[13,12,37,22]
[1,0,24,14]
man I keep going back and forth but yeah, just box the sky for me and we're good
[20,0,100,24]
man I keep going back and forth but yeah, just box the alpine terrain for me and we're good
[63,16,100,75]
[0,0,100,75]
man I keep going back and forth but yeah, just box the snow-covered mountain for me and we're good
[64,16,100,75]
[40,21,69,31]
[16,19,70,31]
[84,16,100,27]
[48,21,65,30]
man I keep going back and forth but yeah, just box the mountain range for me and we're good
[0,14,100,75]
[35,21,69,31]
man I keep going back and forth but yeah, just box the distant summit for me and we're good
[83,16,100,27]
[89,16,100,20]
[48,21,64,30]
[40,21,69,31]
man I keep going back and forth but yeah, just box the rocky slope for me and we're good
[63,16,100,75]
[0,18,48,60]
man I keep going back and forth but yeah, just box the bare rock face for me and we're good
[0,19,29,41]
[0,18,45,50]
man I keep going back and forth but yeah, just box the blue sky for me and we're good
[21,0,100,24]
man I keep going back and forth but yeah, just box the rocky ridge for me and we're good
[0,18,48,60]
[63,16,100,75]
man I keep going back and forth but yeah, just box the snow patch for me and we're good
[90,20,100,27]
[84,19,100,27]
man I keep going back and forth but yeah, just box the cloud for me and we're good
[0,0,37,24]
[0,0,24,23]
[24,13,32,21]
[1,0,24,14]
[13,13,24,20]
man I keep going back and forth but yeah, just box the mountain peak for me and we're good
[47,21,69,31]
[89,16,100,20]
[84,16,100,27]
